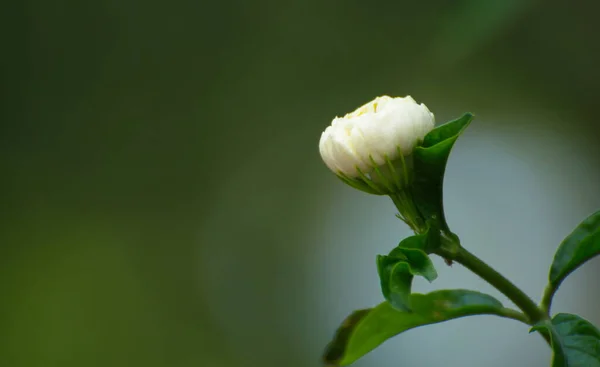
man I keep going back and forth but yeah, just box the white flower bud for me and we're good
[319,96,435,195]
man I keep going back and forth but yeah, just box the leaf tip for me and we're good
[322,308,372,366]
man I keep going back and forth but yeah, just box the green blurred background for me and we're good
[2,1,600,366]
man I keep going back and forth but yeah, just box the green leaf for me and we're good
[549,210,600,286]
[546,210,600,305]
[376,258,413,311]
[412,113,473,232]
[387,247,438,282]
[392,223,442,254]
[377,234,438,311]
[531,313,600,367]
[422,113,474,148]
[323,289,507,366]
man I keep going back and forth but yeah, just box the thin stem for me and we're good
[442,246,552,346]
[540,284,554,315]
[441,246,552,347]
[497,308,530,325]
[450,246,547,325]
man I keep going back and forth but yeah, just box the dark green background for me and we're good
[2,1,600,366]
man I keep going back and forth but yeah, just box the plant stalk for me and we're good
[540,284,554,315]
[497,308,530,325]
[450,246,548,325]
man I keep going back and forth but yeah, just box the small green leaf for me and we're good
[377,234,438,311]
[546,210,600,305]
[393,232,427,250]
[531,313,600,367]
[388,247,438,282]
[323,290,507,366]
[377,256,413,311]
[412,113,473,232]
[392,224,442,254]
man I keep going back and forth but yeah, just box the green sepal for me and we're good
[530,313,600,367]
[544,210,600,308]
[377,231,438,311]
[412,113,474,233]
[323,290,507,367]
[336,173,383,195]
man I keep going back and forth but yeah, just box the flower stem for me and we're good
[450,246,548,325]
[441,245,552,346]
[540,284,554,315]
[497,308,530,325]
[437,244,549,330]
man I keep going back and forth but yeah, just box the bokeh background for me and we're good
[2,1,600,366]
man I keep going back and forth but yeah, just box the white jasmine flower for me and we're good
[319,95,434,196]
